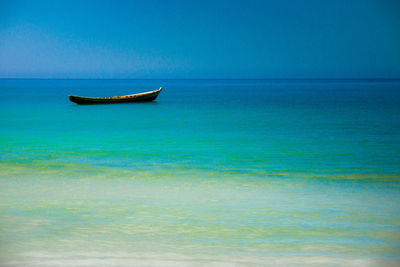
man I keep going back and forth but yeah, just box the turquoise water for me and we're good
[1,79,400,265]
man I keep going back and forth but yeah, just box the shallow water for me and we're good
[1,79,400,265]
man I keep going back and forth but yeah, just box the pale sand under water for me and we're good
[1,162,400,266]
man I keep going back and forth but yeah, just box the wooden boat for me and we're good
[69,87,163,104]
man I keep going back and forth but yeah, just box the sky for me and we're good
[0,0,399,79]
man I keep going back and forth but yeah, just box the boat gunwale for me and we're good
[68,87,162,100]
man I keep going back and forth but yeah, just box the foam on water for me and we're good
[2,252,399,267]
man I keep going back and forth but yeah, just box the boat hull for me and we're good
[69,88,162,105]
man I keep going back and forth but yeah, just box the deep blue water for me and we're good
[1,79,399,177]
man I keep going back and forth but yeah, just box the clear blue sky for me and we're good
[0,0,399,79]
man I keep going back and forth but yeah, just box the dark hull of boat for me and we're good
[69,88,162,105]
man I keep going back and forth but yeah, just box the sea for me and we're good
[0,79,399,266]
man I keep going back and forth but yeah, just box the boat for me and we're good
[69,87,163,104]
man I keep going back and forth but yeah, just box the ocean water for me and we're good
[0,79,399,266]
